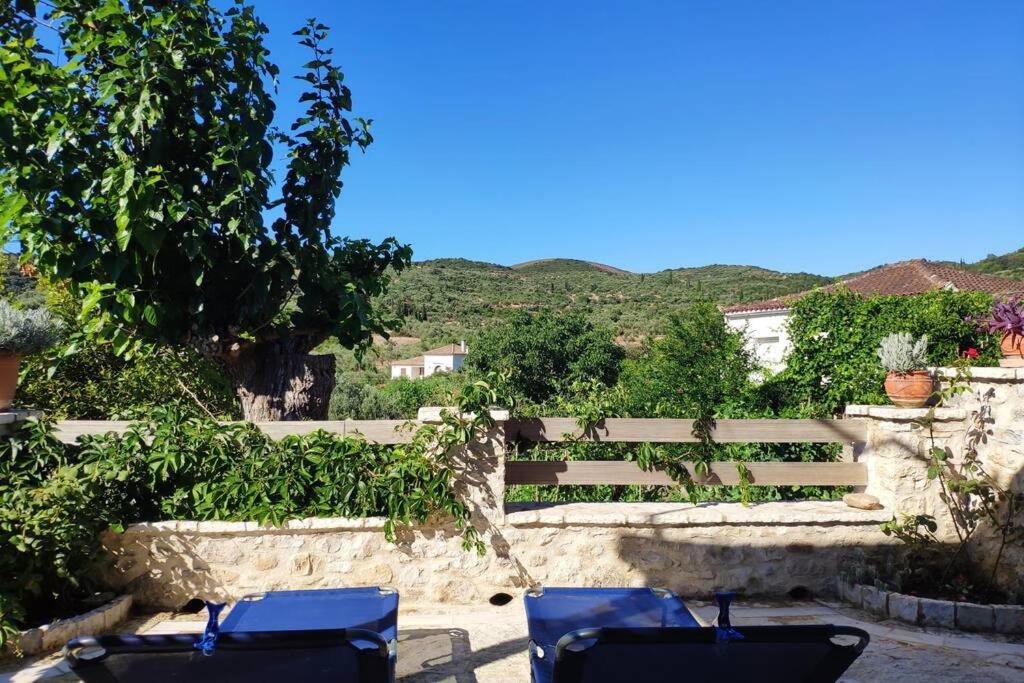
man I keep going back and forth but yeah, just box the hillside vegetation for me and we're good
[378,258,830,342]
[964,247,1024,280]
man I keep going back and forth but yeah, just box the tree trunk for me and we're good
[222,337,336,421]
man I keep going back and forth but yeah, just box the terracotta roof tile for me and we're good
[722,259,1024,314]
[423,343,467,356]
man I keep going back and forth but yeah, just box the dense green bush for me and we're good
[14,281,238,419]
[466,310,624,405]
[328,374,402,420]
[0,383,502,646]
[778,289,999,416]
[617,301,763,418]
[378,373,470,419]
[507,304,841,505]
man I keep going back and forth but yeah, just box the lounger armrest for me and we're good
[64,627,391,669]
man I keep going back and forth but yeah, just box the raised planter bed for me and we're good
[6,595,132,657]
[837,578,1024,634]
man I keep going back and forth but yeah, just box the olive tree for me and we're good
[0,1,410,420]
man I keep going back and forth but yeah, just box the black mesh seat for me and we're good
[64,628,392,683]
[551,624,870,683]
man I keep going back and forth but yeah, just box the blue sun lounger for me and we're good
[65,587,399,683]
[525,587,869,683]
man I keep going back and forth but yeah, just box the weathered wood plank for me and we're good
[507,418,867,443]
[53,420,415,444]
[52,420,134,443]
[505,460,868,486]
[254,420,413,443]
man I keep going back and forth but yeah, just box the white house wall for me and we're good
[724,310,792,372]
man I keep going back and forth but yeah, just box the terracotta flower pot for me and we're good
[0,354,20,409]
[1001,332,1024,358]
[884,370,933,408]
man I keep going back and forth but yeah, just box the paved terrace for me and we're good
[5,599,1024,682]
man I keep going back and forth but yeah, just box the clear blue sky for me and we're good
[251,0,1023,276]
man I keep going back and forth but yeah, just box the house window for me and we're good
[400,367,408,377]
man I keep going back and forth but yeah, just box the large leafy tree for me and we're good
[467,310,624,405]
[0,1,410,420]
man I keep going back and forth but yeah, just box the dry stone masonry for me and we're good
[99,369,1024,609]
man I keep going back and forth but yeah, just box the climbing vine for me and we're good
[0,377,505,646]
[880,359,1023,601]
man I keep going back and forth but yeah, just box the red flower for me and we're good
[963,348,979,359]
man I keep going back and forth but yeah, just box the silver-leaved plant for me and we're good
[877,332,929,373]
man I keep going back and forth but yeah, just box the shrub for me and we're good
[0,381,502,645]
[466,310,624,405]
[379,373,468,419]
[328,376,402,420]
[970,297,1024,336]
[780,289,998,416]
[877,333,928,373]
[0,301,61,355]
[15,281,237,419]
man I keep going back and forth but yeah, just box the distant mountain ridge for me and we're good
[511,258,631,275]
[384,247,1023,342]
[383,258,831,340]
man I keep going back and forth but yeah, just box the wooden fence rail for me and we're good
[52,416,869,488]
[505,418,867,443]
[51,420,414,445]
[506,417,867,488]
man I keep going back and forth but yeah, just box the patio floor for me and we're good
[4,598,1024,682]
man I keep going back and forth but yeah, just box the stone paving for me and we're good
[3,599,1023,682]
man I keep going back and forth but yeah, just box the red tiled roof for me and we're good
[722,259,1024,315]
[391,343,467,367]
[423,343,467,356]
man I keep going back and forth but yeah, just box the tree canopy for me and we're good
[466,310,624,404]
[0,1,410,418]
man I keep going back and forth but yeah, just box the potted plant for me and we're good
[0,301,61,409]
[971,297,1024,367]
[877,332,932,407]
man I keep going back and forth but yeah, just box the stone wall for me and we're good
[848,367,1024,597]
[100,502,893,610]
[98,372,1024,610]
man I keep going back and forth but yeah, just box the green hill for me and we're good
[511,258,631,275]
[378,258,831,342]
[964,248,1024,280]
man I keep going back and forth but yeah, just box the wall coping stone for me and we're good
[930,366,1023,382]
[118,501,891,536]
[122,516,389,535]
[845,405,967,422]
[504,501,891,528]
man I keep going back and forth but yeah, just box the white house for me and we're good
[723,259,1024,373]
[723,303,792,372]
[390,341,468,379]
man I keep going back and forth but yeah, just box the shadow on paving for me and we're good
[397,628,528,682]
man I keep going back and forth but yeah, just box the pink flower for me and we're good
[963,348,979,359]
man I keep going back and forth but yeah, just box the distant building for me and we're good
[390,341,468,379]
[723,259,1024,372]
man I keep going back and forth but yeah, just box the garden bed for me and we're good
[5,595,132,657]
[837,578,1024,634]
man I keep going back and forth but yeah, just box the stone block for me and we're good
[839,579,863,606]
[955,602,994,632]
[16,627,43,655]
[861,586,888,616]
[843,493,882,510]
[887,593,920,624]
[995,605,1024,634]
[919,597,955,628]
